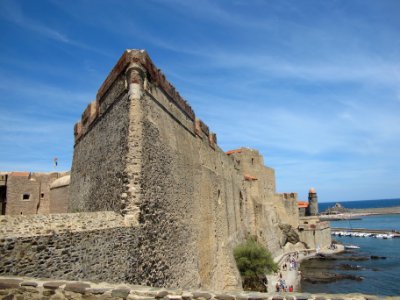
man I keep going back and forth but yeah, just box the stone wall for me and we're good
[131,68,244,290]
[273,193,299,228]
[0,212,134,282]
[0,276,390,300]
[69,50,247,290]
[6,172,40,215]
[69,74,131,213]
[49,176,70,214]
[228,149,284,256]
[298,217,331,249]
[64,49,332,290]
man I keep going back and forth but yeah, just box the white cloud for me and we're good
[0,0,111,57]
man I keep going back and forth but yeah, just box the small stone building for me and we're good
[0,172,69,215]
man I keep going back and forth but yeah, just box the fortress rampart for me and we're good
[0,50,331,291]
[0,212,134,282]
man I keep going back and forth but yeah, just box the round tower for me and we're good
[307,187,318,216]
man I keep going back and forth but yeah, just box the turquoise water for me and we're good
[301,214,400,296]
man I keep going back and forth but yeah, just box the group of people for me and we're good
[281,252,299,271]
[328,243,337,250]
[275,275,294,292]
[275,252,300,292]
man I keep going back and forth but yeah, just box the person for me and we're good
[289,285,293,292]
[275,282,280,292]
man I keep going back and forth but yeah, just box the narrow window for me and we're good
[22,194,30,201]
[41,193,45,199]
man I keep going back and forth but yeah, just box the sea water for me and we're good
[319,198,400,211]
[300,213,400,296]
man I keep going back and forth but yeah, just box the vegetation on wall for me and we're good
[233,237,278,291]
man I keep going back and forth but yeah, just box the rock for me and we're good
[86,288,110,295]
[20,281,38,287]
[154,290,169,298]
[303,271,364,283]
[43,281,65,290]
[111,288,131,298]
[278,223,300,245]
[338,264,363,271]
[64,282,91,294]
[192,291,212,299]
[370,255,386,260]
[313,254,369,261]
[215,294,235,300]
[0,279,22,289]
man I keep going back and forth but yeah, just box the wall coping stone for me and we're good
[0,276,395,299]
[0,211,128,238]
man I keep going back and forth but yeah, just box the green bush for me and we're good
[233,237,278,291]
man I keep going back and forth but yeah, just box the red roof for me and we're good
[226,149,242,155]
[10,172,30,177]
[298,201,309,208]
[244,174,258,181]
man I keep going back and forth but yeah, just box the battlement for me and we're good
[74,50,217,149]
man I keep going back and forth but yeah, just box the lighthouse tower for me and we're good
[307,187,318,216]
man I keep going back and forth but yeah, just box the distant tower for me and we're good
[307,187,318,216]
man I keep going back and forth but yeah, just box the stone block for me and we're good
[64,282,91,294]
[154,290,169,298]
[111,288,131,298]
[192,292,212,299]
[246,293,267,300]
[0,279,22,289]
[208,133,217,149]
[43,282,65,290]
[86,288,110,295]
[215,294,235,300]
[74,121,83,142]
[194,119,202,138]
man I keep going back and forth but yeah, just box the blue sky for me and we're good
[0,0,399,202]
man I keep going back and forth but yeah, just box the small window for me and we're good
[22,194,30,201]
[251,158,254,165]
[41,193,45,199]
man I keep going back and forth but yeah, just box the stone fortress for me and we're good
[0,50,331,291]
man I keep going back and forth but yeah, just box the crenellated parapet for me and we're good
[74,100,99,143]
[74,50,217,150]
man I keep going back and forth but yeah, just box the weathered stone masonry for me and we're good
[0,49,331,291]
[0,212,134,283]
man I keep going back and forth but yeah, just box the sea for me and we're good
[300,198,400,296]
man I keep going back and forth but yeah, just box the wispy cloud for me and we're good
[0,0,399,201]
[0,0,112,57]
